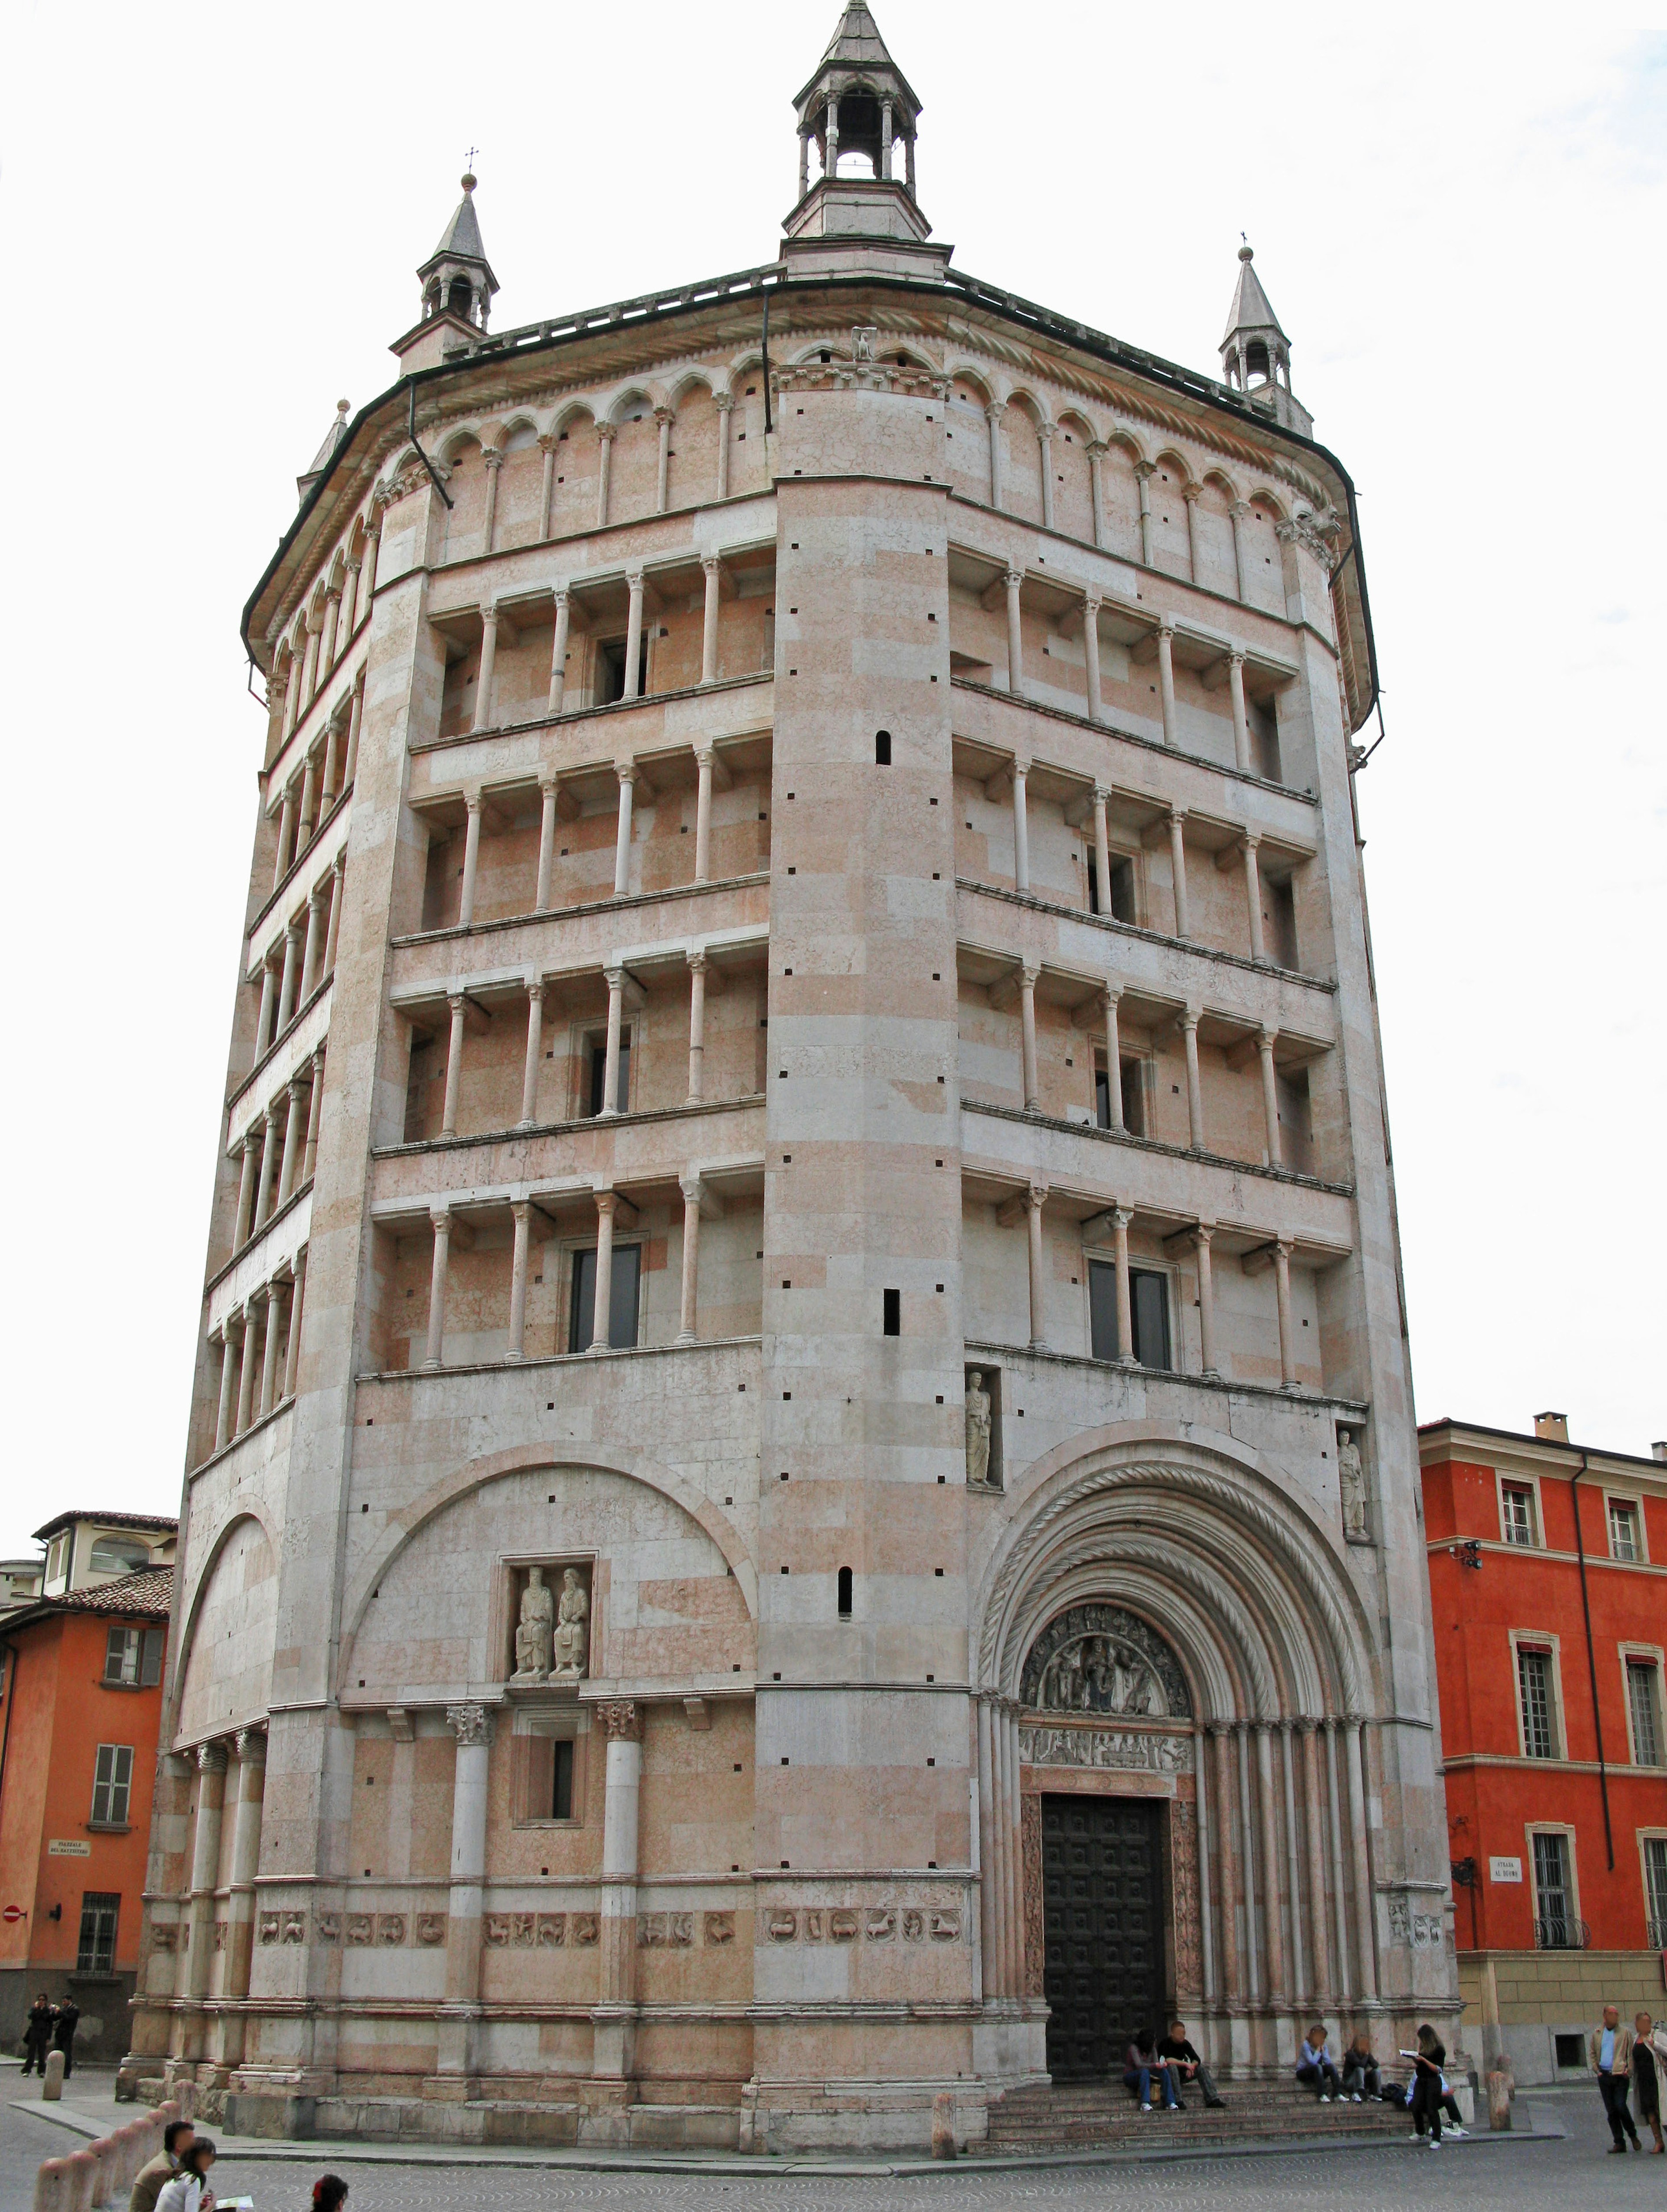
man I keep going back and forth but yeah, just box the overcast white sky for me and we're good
[1,7,1662,1559]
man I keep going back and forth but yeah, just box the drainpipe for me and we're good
[1571,1451,1614,1871]
[0,1637,18,1813]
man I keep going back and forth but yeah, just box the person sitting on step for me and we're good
[1341,2029,1382,2102]
[1295,2022,1343,2101]
[1123,2024,1179,2112]
[1158,2019,1224,2109]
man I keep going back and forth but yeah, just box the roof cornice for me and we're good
[1419,1418,1667,1485]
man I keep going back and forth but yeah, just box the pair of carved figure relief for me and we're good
[511,1564,590,1683]
[1021,1605,1193,1719]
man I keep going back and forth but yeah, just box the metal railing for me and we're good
[1648,1915,1667,1951]
[1534,1914,1591,1951]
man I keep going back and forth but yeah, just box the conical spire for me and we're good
[297,399,351,504]
[808,3,915,86]
[415,170,499,335]
[1219,242,1309,435]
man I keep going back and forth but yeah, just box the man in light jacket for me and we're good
[130,2121,195,2212]
[1591,2007,1641,2152]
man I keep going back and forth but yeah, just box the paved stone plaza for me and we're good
[8,2067,1660,2212]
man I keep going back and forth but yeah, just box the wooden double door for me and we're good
[1041,1793,1166,2080]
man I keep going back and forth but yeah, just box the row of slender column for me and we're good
[435,942,727,1145]
[272,672,362,894]
[981,422,1259,607]
[1002,1180,1303,1389]
[472,553,736,739]
[232,1042,326,1253]
[1002,573,1261,777]
[421,1170,715,1369]
[1006,763,1275,966]
[976,1695,1027,2000]
[280,517,380,744]
[176,1728,267,2039]
[210,1242,307,1453]
[253,850,346,1062]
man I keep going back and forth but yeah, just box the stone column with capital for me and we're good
[1011,759,1031,893]
[612,766,636,897]
[1273,1238,1298,1391]
[342,554,362,647]
[257,1282,285,1419]
[590,1191,619,1351]
[600,968,626,1118]
[714,393,734,501]
[343,669,365,789]
[255,1102,283,1228]
[1232,1721,1262,1999]
[1017,960,1041,1110]
[1100,986,1123,1131]
[1082,596,1104,724]
[1134,460,1156,566]
[1257,1028,1281,1164]
[1090,786,1113,918]
[1279,1721,1308,2006]
[1194,1223,1219,1377]
[537,435,558,539]
[302,1045,326,1183]
[507,1201,531,1359]
[535,777,561,910]
[441,994,468,1139]
[692,748,715,883]
[437,1703,495,2082]
[1179,1008,1206,1150]
[700,555,722,684]
[1253,1721,1288,2005]
[1206,1723,1243,2008]
[276,919,302,1035]
[184,1741,229,2027]
[360,517,382,613]
[473,609,500,734]
[1111,1203,1135,1365]
[273,789,296,893]
[476,442,504,553]
[1182,482,1201,581]
[1004,569,1024,699]
[234,1296,260,1434]
[654,407,673,513]
[1323,1718,1352,2001]
[1228,651,1252,773]
[233,1131,260,1251]
[1156,621,1178,746]
[458,794,484,925]
[1296,1718,1332,2005]
[677,1178,702,1343]
[253,961,277,1062]
[1087,441,1108,547]
[595,422,616,529]
[1343,1718,1377,1998]
[277,1076,306,1205]
[519,982,546,1127]
[1036,422,1054,531]
[425,1209,452,1368]
[685,951,708,1102]
[593,1699,642,2085]
[1229,501,1249,601]
[1024,1183,1048,1351]
[623,569,645,701]
[548,589,571,715]
[214,1321,240,1453]
[985,402,1005,510]
[282,1246,307,1401]
[1242,834,1267,963]
[220,1728,267,2053]
[323,853,346,978]
[1166,808,1190,937]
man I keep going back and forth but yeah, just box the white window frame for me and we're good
[1621,1645,1666,1769]
[1639,1829,1667,1948]
[1526,1820,1581,1943]
[1496,1472,1542,1549]
[1605,1492,1648,1564]
[90,1743,135,1827]
[1510,1632,1565,1760]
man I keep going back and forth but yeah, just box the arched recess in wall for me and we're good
[334,1446,759,1701]
[725,356,770,499]
[1192,469,1239,597]
[1240,490,1288,616]
[605,389,660,525]
[1100,432,1146,562]
[1054,411,1097,544]
[1148,450,1194,578]
[944,369,994,506]
[547,404,600,541]
[174,1510,281,1747]
[441,432,487,562]
[664,372,720,510]
[1001,392,1047,525]
[495,417,543,549]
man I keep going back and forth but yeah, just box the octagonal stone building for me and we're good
[125,7,1459,2150]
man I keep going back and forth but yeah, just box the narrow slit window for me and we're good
[552,1737,575,1820]
[883,1288,901,1336]
[837,1566,853,1618]
[875,730,892,765]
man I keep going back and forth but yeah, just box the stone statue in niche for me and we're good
[1337,1430,1370,1543]
[552,1567,590,1680]
[511,1566,555,1682]
[965,1370,992,1487]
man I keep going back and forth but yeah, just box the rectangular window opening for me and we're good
[1502,1484,1536,1547]
[1532,1829,1574,1947]
[883,1287,901,1336]
[1627,1659,1662,1767]
[568,1243,642,1353]
[1518,1647,1556,1760]
[76,1891,120,1975]
[1609,1500,1641,1562]
[1644,1836,1667,1947]
[552,1737,575,1821]
[586,1028,631,1117]
[91,1744,135,1826]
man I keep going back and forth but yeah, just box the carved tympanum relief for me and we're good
[1020,1604,1191,1719]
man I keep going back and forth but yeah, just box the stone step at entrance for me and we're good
[977,2080,1419,2154]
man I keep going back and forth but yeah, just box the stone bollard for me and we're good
[115,2120,149,2190]
[63,2150,97,2212]
[1487,2060,1515,2130]
[87,2137,117,2208]
[42,2049,66,2100]
[931,2092,957,2160]
[32,2156,72,2212]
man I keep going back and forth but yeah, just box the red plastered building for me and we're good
[1420,1413,1667,2083]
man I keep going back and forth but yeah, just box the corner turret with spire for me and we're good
[391,169,500,371]
[1219,242,1311,437]
[782,6,951,279]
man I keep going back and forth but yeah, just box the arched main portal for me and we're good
[973,1431,1381,2078]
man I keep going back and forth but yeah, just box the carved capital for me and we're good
[714,392,735,415]
[596,422,617,446]
[446,1702,494,1747]
[595,1698,641,1742]
[653,406,675,429]
[481,448,504,472]
[235,1727,267,1763]
[1181,481,1201,503]
[1134,460,1156,482]
[197,1740,229,1775]
[1277,507,1342,568]
[985,401,1006,423]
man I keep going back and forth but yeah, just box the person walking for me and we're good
[1633,2013,1666,2153]
[1407,2023,1447,2145]
[1340,2029,1382,2101]
[153,2138,216,2212]
[21,1994,55,2077]
[130,2123,195,2212]
[1591,2005,1641,2152]
[50,1995,79,2079]
[1295,2023,1343,2101]
[1123,2026,1179,2112]
[311,2179,349,2212]
[1157,2020,1223,2108]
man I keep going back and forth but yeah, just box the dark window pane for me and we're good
[1109,860,1137,924]
[1086,859,1100,915]
[588,1034,630,1117]
[1094,1067,1111,1129]
[553,1738,574,1821]
[1088,1261,1120,1363]
[1130,1269,1171,1370]
[139,1629,164,1688]
[570,1247,596,1352]
[1120,1059,1143,1136]
[76,1891,119,1973]
[607,1246,641,1348]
